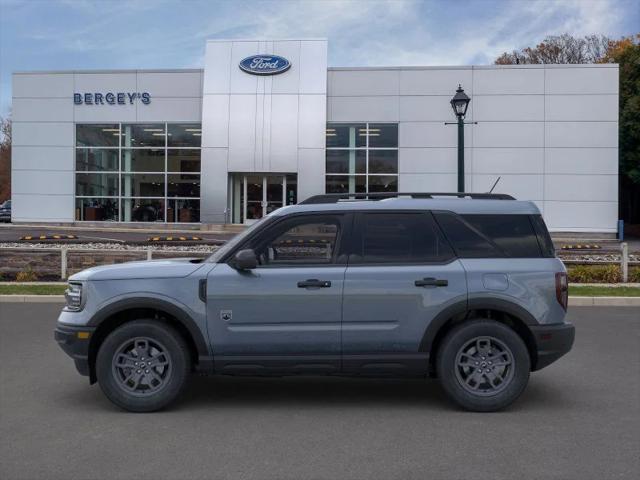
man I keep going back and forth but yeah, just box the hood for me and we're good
[69,257,206,281]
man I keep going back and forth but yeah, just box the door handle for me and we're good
[297,279,331,288]
[415,278,448,287]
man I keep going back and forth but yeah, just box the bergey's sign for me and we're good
[74,92,151,105]
[239,55,291,75]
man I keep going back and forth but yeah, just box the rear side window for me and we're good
[351,213,454,264]
[434,212,503,258]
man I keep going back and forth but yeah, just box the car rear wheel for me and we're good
[96,320,190,412]
[436,319,530,412]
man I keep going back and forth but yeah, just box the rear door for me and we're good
[341,211,467,374]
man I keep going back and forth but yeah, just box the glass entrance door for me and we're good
[245,175,264,221]
[265,176,284,215]
[232,174,296,224]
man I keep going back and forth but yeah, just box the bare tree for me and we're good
[0,115,11,202]
[495,34,610,64]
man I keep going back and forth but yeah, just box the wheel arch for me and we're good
[421,298,539,375]
[86,298,211,383]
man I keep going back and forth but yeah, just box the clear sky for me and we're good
[1,0,638,116]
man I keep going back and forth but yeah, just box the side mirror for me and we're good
[233,249,258,270]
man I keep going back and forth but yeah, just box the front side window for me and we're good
[252,216,342,266]
[351,213,454,264]
[325,123,398,194]
[74,123,201,222]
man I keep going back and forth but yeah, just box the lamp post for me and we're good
[449,85,471,193]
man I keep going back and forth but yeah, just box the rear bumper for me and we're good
[530,322,575,371]
[54,324,95,377]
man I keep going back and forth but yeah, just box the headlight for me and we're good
[64,282,83,311]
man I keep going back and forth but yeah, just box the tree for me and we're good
[495,33,640,225]
[495,34,610,64]
[0,115,10,203]
[601,35,640,224]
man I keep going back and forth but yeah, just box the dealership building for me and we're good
[11,39,619,232]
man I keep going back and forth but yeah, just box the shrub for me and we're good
[567,264,621,283]
[16,267,38,282]
[629,266,640,283]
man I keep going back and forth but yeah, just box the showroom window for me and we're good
[74,123,201,222]
[325,123,398,194]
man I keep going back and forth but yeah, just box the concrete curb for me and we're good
[568,296,640,306]
[1,295,640,306]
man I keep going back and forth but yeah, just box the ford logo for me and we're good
[239,55,291,75]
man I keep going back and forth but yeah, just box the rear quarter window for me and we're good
[462,214,541,258]
[434,213,543,258]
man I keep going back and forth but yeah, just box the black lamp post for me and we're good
[449,85,471,193]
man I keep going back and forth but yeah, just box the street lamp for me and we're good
[449,84,471,192]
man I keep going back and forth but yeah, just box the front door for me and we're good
[341,212,467,374]
[206,213,350,374]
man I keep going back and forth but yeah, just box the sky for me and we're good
[0,0,638,115]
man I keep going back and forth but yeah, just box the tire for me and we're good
[436,319,530,412]
[96,320,190,412]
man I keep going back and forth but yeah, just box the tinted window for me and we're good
[256,217,341,266]
[76,124,120,147]
[352,213,454,264]
[434,213,502,258]
[121,124,166,147]
[167,124,201,147]
[463,215,541,258]
[367,123,398,148]
[325,123,366,148]
[531,214,556,258]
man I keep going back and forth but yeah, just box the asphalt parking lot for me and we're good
[0,304,638,480]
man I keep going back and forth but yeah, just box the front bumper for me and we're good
[54,324,96,377]
[530,322,575,371]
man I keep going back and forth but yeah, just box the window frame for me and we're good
[74,122,201,223]
[347,210,457,267]
[325,122,399,195]
[227,212,353,268]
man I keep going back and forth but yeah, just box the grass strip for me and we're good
[0,284,67,295]
[569,285,640,297]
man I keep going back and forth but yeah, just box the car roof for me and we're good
[273,197,540,216]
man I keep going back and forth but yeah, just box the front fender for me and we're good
[87,294,211,364]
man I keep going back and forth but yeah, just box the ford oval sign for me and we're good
[239,55,291,75]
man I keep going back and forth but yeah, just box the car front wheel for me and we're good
[96,320,190,412]
[436,319,530,412]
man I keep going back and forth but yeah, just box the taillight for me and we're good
[555,272,568,310]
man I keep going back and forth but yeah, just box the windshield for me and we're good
[206,216,271,263]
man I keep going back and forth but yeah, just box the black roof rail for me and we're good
[299,192,515,205]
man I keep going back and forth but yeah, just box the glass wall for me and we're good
[75,123,201,222]
[325,123,398,194]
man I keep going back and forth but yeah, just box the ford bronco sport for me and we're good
[55,192,575,412]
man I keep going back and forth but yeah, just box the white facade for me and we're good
[11,39,619,232]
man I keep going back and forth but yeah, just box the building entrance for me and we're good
[230,174,297,224]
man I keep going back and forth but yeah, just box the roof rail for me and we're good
[299,192,515,205]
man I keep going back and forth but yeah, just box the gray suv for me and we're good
[55,193,575,412]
